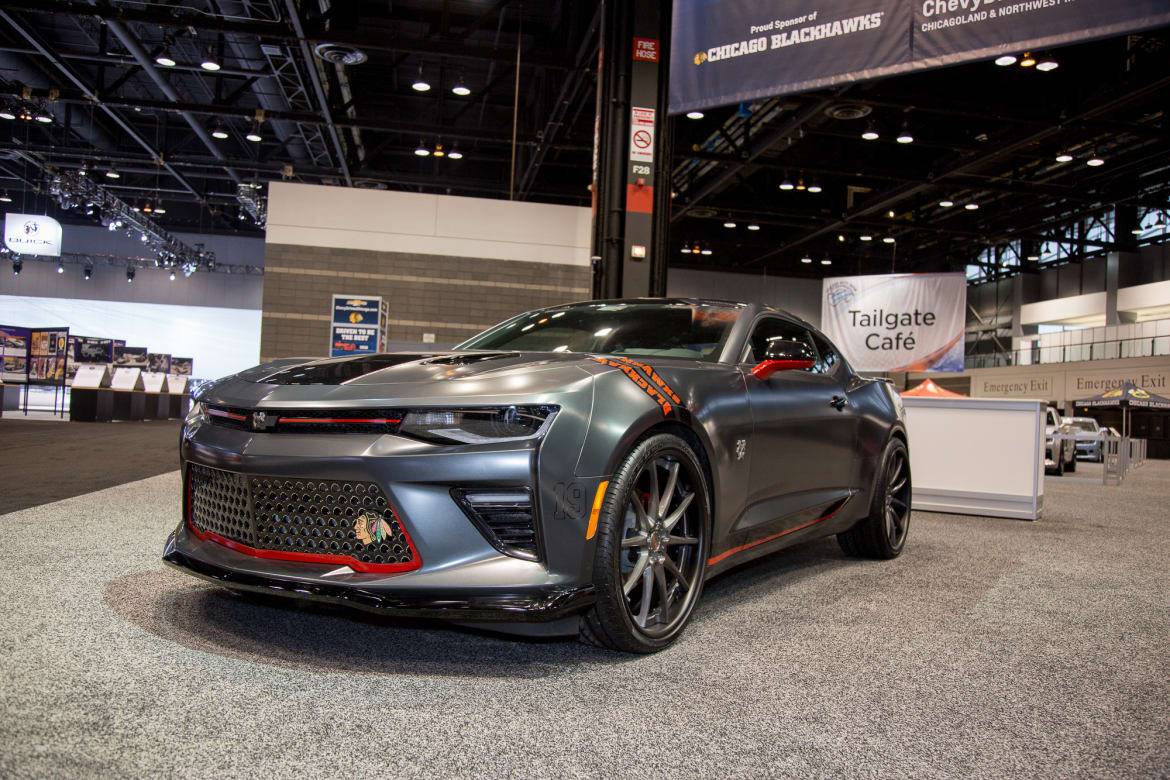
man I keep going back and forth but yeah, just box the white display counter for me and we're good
[902,396,1045,520]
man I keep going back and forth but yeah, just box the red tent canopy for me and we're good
[901,378,966,398]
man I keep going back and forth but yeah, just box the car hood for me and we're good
[199,351,605,408]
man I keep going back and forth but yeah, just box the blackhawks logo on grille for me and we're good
[354,510,392,545]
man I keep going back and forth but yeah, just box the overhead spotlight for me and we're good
[78,161,90,177]
[140,233,150,243]
[56,262,64,274]
[200,48,221,71]
[1026,254,1040,262]
[155,50,176,68]
[796,178,807,192]
[779,177,795,191]
[939,199,955,208]
[126,266,136,284]
[700,247,713,256]
[994,54,1018,67]
[1019,52,1037,68]
[896,122,914,144]
[860,234,873,241]
[153,204,166,215]
[723,221,737,228]
[412,64,431,92]
[680,247,691,255]
[690,243,701,254]
[820,258,832,265]
[211,122,229,140]
[33,108,53,124]
[1131,226,1144,236]
[0,107,14,121]
[1055,152,1073,163]
[747,224,760,231]
[801,255,812,264]
[965,202,980,210]
[105,165,120,179]
[169,270,176,281]
[0,191,11,203]
[1086,154,1105,167]
[887,210,896,218]
[883,236,896,244]
[447,148,464,160]
[83,265,92,280]
[1036,57,1059,72]
[142,200,153,214]
[245,125,262,143]
[686,111,704,120]
[861,123,880,141]
[12,258,22,275]
[807,183,823,193]
[433,143,446,158]
[414,142,431,157]
[451,76,471,96]
[838,233,846,242]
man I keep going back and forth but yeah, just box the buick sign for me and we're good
[4,213,63,257]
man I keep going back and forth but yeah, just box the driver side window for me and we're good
[744,318,818,369]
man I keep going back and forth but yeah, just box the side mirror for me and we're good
[752,338,816,380]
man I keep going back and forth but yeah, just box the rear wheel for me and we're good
[838,437,910,559]
[1065,444,1076,472]
[580,434,710,653]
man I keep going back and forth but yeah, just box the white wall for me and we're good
[666,268,822,327]
[266,181,592,266]
[0,294,260,380]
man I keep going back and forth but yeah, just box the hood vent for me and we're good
[422,352,519,366]
[259,354,439,385]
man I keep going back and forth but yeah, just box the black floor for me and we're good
[0,418,181,514]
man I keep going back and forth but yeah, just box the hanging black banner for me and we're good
[669,0,1170,114]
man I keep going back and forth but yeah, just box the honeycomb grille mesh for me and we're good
[187,465,415,568]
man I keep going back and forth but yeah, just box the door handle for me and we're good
[830,395,848,410]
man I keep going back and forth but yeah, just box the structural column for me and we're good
[590,0,671,299]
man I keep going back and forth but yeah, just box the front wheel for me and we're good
[580,433,710,653]
[838,437,910,559]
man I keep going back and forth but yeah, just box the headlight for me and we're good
[399,405,557,445]
[184,400,206,426]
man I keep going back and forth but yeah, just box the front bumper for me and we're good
[1076,441,1102,459]
[164,531,594,622]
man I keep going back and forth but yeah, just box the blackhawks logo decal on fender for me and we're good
[354,510,392,545]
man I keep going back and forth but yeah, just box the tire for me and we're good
[1054,451,1065,476]
[579,433,710,653]
[838,437,910,560]
[1065,446,1076,473]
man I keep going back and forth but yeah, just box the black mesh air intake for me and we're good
[452,488,539,561]
[186,464,418,572]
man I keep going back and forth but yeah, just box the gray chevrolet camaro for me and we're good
[165,299,910,653]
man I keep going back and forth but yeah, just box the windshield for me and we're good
[457,301,741,361]
[1071,419,1099,432]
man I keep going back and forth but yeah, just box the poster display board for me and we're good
[669,0,1170,113]
[27,328,70,383]
[141,372,168,393]
[113,345,149,370]
[147,353,172,373]
[3,213,63,257]
[111,367,144,391]
[67,336,114,381]
[169,357,194,376]
[329,295,388,358]
[72,364,110,389]
[820,273,966,373]
[1,325,30,383]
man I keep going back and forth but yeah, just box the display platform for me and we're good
[111,391,146,421]
[69,388,114,422]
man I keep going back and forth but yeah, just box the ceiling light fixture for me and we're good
[451,75,471,96]
[861,123,880,141]
[0,192,11,203]
[1055,152,1073,163]
[965,202,980,210]
[211,122,229,140]
[939,199,955,208]
[412,64,431,92]
[83,265,92,280]
[1086,154,1105,167]
[723,221,736,228]
[200,48,222,71]
[414,142,430,157]
[105,165,120,179]
[1019,52,1037,68]
[807,183,823,193]
[56,262,64,274]
[883,237,896,244]
[1036,57,1059,72]
[0,107,15,121]
[169,270,176,281]
[447,148,464,160]
[700,247,713,256]
[779,177,795,191]
[860,234,873,241]
[686,111,704,120]
[747,224,760,231]
[126,266,136,283]
[155,51,176,68]
[34,108,52,124]
[801,256,812,264]
[12,258,22,275]
[433,143,446,158]
[821,258,832,265]
[795,178,807,192]
[245,125,262,143]
[896,122,914,144]
[994,54,1018,66]
[838,234,846,242]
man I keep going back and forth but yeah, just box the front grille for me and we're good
[452,488,539,560]
[186,464,419,572]
[205,406,402,434]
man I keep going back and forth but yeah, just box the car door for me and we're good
[740,317,858,530]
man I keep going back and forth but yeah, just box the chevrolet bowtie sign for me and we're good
[3,213,63,257]
[669,0,1170,113]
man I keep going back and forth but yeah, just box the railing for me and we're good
[966,335,1170,369]
[1102,435,1147,486]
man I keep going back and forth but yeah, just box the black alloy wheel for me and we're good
[581,433,710,653]
[838,437,911,560]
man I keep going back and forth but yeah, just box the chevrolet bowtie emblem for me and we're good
[252,411,276,431]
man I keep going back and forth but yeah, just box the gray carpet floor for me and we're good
[1,462,1168,778]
